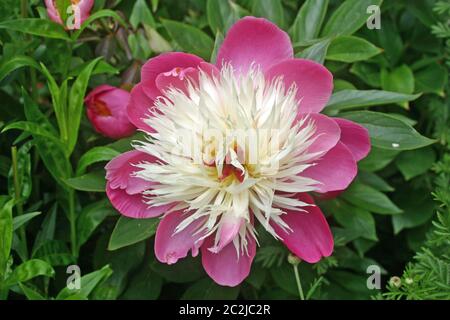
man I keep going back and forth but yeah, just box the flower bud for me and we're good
[85,85,136,139]
[44,0,94,30]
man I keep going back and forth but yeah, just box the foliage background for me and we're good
[0,0,449,300]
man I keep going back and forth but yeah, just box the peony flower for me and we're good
[85,85,136,139]
[44,0,94,30]
[105,17,371,286]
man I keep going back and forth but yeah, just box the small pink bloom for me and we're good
[85,85,136,139]
[44,0,94,30]
[105,17,371,286]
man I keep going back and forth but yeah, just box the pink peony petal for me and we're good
[333,118,371,161]
[302,142,357,193]
[141,52,204,99]
[274,193,333,263]
[155,67,199,95]
[208,216,244,254]
[216,16,293,73]
[44,0,63,24]
[201,233,256,287]
[266,59,333,114]
[155,211,205,264]
[105,151,172,218]
[127,84,155,132]
[106,183,173,219]
[298,113,341,157]
[78,0,94,24]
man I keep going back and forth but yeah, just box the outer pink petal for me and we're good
[201,234,256,287]
[105,151,171,218]
[78,0,94,23]
[298,113,341,157]
[302,142,357,193]
[45,0,63,24]
[266,59,333,114]
[141,52,204,98]
[274,193,333,263]
[106,183,173,219]
[127,84,155,132]
[155,211,205,264]
[216,16,293,73]
[333,118,371,161]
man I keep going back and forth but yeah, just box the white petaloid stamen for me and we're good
[134,65,321,255]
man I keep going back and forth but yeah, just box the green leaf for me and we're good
[8,142,32,203]
[381,65,415,95]
[296,39,330,64]
[392,190,435,234]
[56,265,113,300]
[130,0,156,29]
[330,199,378,241]
[358,172,394,192]
[324,90,421,115]
[67,58,102,154]
[33,240,75,267]
[2,121,66,152]
[65,170,106,192]
[321,0,383,37]
[251,0,284,28]
[5,259,55,287]
[326,36,381,63]
[76,146,119,176]
[376,19,403,67]
[0,18,70,40]
[350,62,381,87]
[71,10,127,40]
[0,55,42,82]
[395,147,436,180]
[19,283,45,300]
[291,0,328,44]
[207,0,241,34]
[13,211,41,231]
[77,200,117,249]
[333,79,356,91]
[181,278,240,300]
[108,216,159,251]
[341,111,435,151]
[32,204,57,256]
[69,60,119,78]
[341,181,402,215]
[161,19,214,60]
[414,62,448,96]
[0,197,14,278]
[150,256,205,283]
[121,264,162,300]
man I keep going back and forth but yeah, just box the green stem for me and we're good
[21,0,28,18]
[293,264,305,300]
[68,189,77,258]
[11,147,28,260]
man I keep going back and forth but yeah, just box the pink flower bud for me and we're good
[44,0,94,30]
[85,85,136,139]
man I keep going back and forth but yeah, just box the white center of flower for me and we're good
[134,66,321,254]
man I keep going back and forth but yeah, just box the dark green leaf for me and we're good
[76,146,119,176]
[65,170,106,192]
[321,0,383,37]
[381,65,415,95]
[5,259,55,287]
[181,278,240,300]
[395,147,436,180]
[296,39,330,64]
[251,0,284,28]
[326,36,381,62]
[0,18,69,40]
[161,19,214,60]
[0,197,14,278]
[341,111,435,151]
[13,211,41,231]
[0,55,42,82]
[341,181,402,215]
[108,216,159,251]
[324,90,421,114]
[291,0,328,44]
